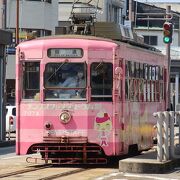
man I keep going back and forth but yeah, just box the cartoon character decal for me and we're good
[94,111,112,146]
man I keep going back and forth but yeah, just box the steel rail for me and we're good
[38,168,89,180]
[0,164,51,178]
[0,165,88,180]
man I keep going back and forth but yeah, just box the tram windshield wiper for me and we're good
[95,61,103,70]
[47,61,67,81]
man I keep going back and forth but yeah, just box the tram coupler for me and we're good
[26,157,49,164]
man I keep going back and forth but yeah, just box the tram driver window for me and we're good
[91,62,113,101]
[22,62,40,100]
[44,63,87,100]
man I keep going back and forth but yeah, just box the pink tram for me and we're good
[16,35,167,164]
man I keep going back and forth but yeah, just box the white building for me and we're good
[134,1,180,113]
[136,0,180,13]
[6,0,58,36]
[5,0,58,104]
[0,1,5,29]
[5,0,127,104]
[58,0,126,26]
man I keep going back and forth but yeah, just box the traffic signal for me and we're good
[163,22,173,44]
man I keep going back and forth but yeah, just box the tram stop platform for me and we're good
[119,146,180,174]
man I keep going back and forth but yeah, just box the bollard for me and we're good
[153,111,180,161]
[168,111,180,159]
[169,111,175,159]
[162,111,169,161]
[176,111,180,145]
[153,112,163,162]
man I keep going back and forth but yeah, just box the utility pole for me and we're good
[128,0,134,28]
[2,0,6,29]
[16,0,19,45]
[166,5,171,111]
[0,30,12,142]
[165,5,174,160]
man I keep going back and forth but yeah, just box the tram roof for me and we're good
[21,34,162,54]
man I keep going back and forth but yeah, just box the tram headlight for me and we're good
[44,121,52,130]
[60,111,71,124]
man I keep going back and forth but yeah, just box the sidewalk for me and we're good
[119,147,180,173]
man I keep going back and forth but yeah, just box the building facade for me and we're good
[0,29,12,141]
[5,0,58,104]
[5,0,127,104]
[0,0,5,29]
[58,0,126,26]
[134,1,180,113]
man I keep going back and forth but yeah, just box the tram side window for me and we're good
[152,66,156,80]
[139,79,144,101]
[135,62,140,78]
[22,62,40,99]
[151,81,155,101]
[144,64,149,80]
[160,82,164,100]
[125,79,129,100]
[160,67,163,80]
[125,61,129,77]
[144,80,147,101]
[156,66,159,80]
[140,63,144,78]
[131,62,135,77]
[91,62,113,101]
[134,79,139,101]
[160,67,164,101]
[155,81,160,101]
[129,79,134,101]
[149,66,152,80]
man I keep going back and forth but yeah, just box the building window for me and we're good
[144,36,158,46]
[26,0,52,3]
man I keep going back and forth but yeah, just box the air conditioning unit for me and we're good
[120,25,134,40]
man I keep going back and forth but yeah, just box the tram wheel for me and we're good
[128,144,138,156]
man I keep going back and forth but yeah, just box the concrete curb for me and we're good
[119,151,180,174]
[0,140,15,147]
[119,159,176,173]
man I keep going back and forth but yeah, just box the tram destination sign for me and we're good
[47,48,83,58]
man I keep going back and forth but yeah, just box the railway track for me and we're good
[0,164,51,179]
[0,164,89,180]
[38,168,88,180]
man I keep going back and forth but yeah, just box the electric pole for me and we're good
[16,0,19,45]
[166,5,171,111]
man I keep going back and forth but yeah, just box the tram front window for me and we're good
[22,62,40,99]
[44,63,87,100]
[91,62,113,101]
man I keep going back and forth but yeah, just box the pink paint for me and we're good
[16,36,167,162]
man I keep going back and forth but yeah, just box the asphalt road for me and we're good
[0,145,15,158]
[1,146,180,180]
